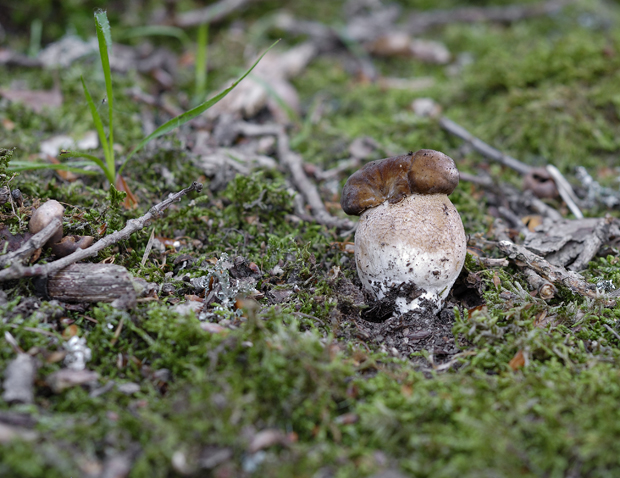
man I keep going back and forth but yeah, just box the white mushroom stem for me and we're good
[355,193,466,314]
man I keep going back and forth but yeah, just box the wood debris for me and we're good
[0,182,202,282]
[497,240,611,304]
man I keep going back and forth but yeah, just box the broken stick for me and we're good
[497,240,611,304]
[234,122,355,230]
[0,218,62,268]
[0,182,202,281]
[439,116,532,175]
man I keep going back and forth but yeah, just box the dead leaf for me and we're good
[2,118,15,131]
[62,325,79,339]
[509,350,526,371]
[115,175,139,209]
[331,242,355,253]
[492,272,501,289]
[522,215,543,232]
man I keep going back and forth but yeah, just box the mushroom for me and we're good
[341,149,466,315]
[29,200,64,247]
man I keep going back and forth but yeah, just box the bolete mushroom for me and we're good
[341,149,466,315]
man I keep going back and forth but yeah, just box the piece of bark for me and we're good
[523,216,618,268]
[38,263,137,307]
[568,215,612,272]
[497,240,610,303]
[2,354,36,404]
[0,186,10,205]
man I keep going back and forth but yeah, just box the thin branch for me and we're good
[0,218,62,268]
[439,116,532,175]
[234,122,356,230]
[603,323,620,343]
[546,165,583,219]
[0,182,203,281]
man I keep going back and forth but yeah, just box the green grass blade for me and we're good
[94,10,115,175]
[59,150,107,172]
[119,39,280,175]
[7,161,99,175]
[81,76,111,164]
[94,10,113,50]
[194,22,209,104]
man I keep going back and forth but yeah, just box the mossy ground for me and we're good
[2,0,620,476]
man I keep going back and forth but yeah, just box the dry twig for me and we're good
[497,240,611,303]
[234,122,355,230]
[0,218,62,268]
[545,165,583,219]
[0,182,202,281]
[522,268,557,300]
[439,117,532,175]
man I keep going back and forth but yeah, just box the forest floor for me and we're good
[2,0,620,476]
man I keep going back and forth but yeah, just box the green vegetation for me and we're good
[1,0,620,476]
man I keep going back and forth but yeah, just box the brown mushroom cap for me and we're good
[341,149,459,216]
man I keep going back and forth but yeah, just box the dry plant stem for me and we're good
[459,171,494,188]
[276,130,354,229]
[174,0,249,27]
[0,218,62,268]
[497,240,608,302]
[0,182,203,281]
[602,323,620,343]
[439,117,532,175]
[521,190,563,222]
[469,256,508,268]
[235,122,355,230]
[406,0,573,34]
[521,267,557,300]
[498,206,528,235]
[546,165,583,219]
[568,215,612,272]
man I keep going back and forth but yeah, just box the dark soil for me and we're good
[334,261,484,365]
